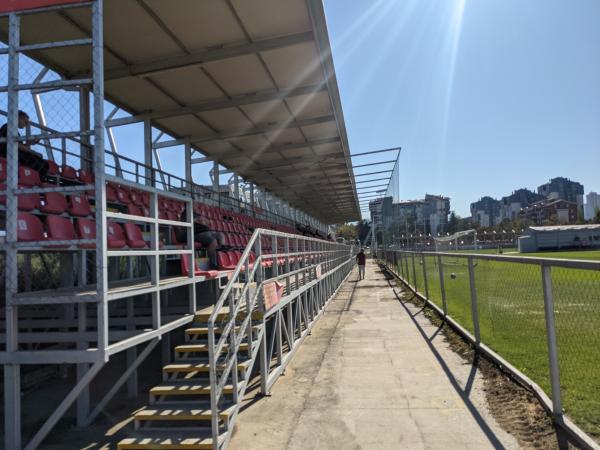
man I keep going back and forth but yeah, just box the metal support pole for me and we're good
[5,13,21,450]
[143,119,153,186]
[437,254,448,316]
[212,160,220,206]
[541,265,563,419]
[467,257,481,344]
[184,139,192,190]
[79,87,91,169]
[411,252,417,291]
[92,0,108,362]
[422,253,429,299]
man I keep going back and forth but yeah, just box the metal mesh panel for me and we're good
[474,259,550,391]
[423,254,443,309]
[439,255,473,333]
[552,266,600,435]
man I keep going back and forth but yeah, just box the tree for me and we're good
[335,223,358,241]
[594,209,600,224]
[447,211,459,234]
[357,220,371,243]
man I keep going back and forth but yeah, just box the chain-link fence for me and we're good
[381,250,600,444]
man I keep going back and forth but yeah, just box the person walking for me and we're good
[356,248,366,280]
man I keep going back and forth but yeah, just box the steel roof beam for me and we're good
[352,159,397,169]
[105,83,327,127]
[356,184,388,190]
[101,32,314,81]
[154,115,335,149]
[351,146,401,158]
[355,177,391,184]
[355,170,393,177]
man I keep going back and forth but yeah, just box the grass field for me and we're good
[387,249,600,440]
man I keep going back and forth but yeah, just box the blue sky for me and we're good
[324,0,600,217]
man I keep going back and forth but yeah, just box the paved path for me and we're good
[229,260,519,450]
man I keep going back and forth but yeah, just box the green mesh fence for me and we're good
[552,266,600,436]
[382,250,600,439]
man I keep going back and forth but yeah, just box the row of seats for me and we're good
[0,187,92,216]
[17,212,151,250]
[5,163,328,252]
[0,158,94,187]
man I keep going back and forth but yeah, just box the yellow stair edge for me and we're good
[174,343,248,353]
[135,405,234,421]
[194,306,263,322]
[150,383,235,396]
[163,359,251,373]
[118,436,216,450]
[185,325,259,336]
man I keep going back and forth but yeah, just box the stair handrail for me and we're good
[207,228,335,448]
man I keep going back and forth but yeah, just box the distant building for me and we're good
[499,188,545,222]
[585,192,600,220]
[389,194,450,235]
[519,199,578,225]
[518,224,600,252]
[537,177,584,213]
[470,196,501,227]
[424,194,451,234]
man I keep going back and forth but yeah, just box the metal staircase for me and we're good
[118,229,355,450]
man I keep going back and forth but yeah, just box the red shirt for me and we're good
[356,252,366,265]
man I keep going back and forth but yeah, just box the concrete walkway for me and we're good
[229,260,519,450]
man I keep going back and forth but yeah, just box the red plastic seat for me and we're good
[19,166,41,186]
[78,169,94,184]
[217,251,236,270]
[227,250,240,266]
[0,183,5,204]
[46,160,59,176]
[141,191,150,206]
[60,165,77,180]
[17,212,45,242]
[123,222,147,248]
[46,215,77,247]
[116,187,131,204]
[107,221,127,249]
[75,218,96,249]
[40,191,68,214]
[17,186,40,211]
[127,204,143,216]
[129,189,143,206]
[0,157,6,182]
[180,256,218,278]
[68,194,92,217]
[106,183,118,202]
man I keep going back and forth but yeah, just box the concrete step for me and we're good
[134,405,235,422]
[118,431,224,449]
[150,382,237,398]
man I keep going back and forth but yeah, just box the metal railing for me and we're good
[380,249,600,450]
[207,230,355,449]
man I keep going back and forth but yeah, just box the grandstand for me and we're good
[0,1,359,449]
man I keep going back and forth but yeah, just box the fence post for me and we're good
[541,264,563,419]
[411,252,417,291]
[421,253,429,299]
[437,254,448,316]
[467,256,481,344]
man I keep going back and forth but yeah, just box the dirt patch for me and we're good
[387,269,580,450]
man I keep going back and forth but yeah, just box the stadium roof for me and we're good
[0,0,360,224]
